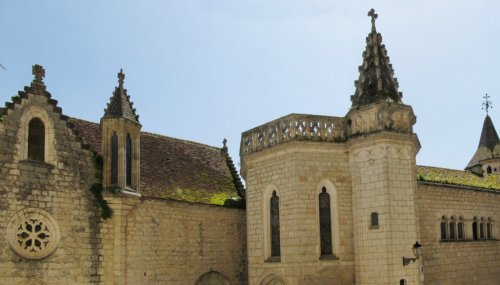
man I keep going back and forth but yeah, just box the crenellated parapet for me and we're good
[240,113,347,155]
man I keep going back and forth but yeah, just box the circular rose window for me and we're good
[7,208,60,260]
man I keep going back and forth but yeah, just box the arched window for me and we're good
[457,216,465,240]
[126,134,132,187]
[487,166,492,174]
[370,212,379,227]
[28,118,45,161]
[487,218,493,239]
[472,217,479,240]
[400,279,407,285]
[319,187,332,256]
[480,217,485,239]
[440,216,448,240]
[111,132,118,185]
[449,216,456,240]
[270,190,280,258]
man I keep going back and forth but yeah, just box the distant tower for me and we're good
[347,9,421,284]
[100,69,141,194]
[466,94,500,175]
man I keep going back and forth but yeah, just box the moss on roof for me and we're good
[417,165,500,190]
[67,117,242,206]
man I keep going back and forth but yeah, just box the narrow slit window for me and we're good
[126,134,132,187]
[319,187,332,256]
[370,212,379,227]
[270,191,280,257]
[480,223,485,239]
[28,118,45,161]
[111,132,118,185]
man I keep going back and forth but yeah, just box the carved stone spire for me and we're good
[103,69,140,123]
[350,9,403,109]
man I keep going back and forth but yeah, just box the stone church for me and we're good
[1,9,500,285]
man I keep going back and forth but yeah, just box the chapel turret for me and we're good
[100,69,141,194]
[347,9,422,284]
[466,94,500,175]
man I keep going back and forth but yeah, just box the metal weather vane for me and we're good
[482,93,492,114]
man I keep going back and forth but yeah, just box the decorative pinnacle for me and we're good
[368,8,378,32]
[483,93,492,114]
[32,64,45,84]
[118,68,125,88]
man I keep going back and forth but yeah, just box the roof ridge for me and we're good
[68,116,224,150]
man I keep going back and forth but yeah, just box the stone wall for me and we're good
[242,141,355,285]
[417,183,500,285]
[113,197,247,285]
[0,92,101,285]
[348,133,420,285]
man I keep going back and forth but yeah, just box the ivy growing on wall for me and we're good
[89,154,113,219]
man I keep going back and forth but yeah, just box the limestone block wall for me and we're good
[123,198,247,285]
[348,134,420,285]
[417,183,500,285]
[243,142,355,285]
[0,92,101,285]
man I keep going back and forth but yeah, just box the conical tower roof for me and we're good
[477,115,500,151]
[466,114,500,169]
[103,69,140,123]
[351,9,403,109]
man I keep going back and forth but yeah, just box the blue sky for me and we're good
[2,1,500,171]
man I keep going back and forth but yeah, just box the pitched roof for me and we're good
[351,9,403,109]
[466,115,500,169]
[103,69,140,123]
[67,118,241,205]
[417,165,500,191]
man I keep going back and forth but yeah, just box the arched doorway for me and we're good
[195,271,230,285]
[260,274,287,285]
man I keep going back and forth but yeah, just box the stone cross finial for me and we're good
[368,8,378,32]
[118,68,125,87]
[32,64,45,84]
[222,138,228,153]
[483,93,492,114]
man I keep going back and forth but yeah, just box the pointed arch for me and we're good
[259,273,287,285]
[263,185,281,261]
[195,271,230,285]
[126,133,132,187]
[316,179,340,259]
[110,131,118,185]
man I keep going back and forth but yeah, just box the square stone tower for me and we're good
[241,9,422,285]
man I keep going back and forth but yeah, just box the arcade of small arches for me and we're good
[440,215,495,241]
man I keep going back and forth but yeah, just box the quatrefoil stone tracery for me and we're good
[7,208,60,260]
